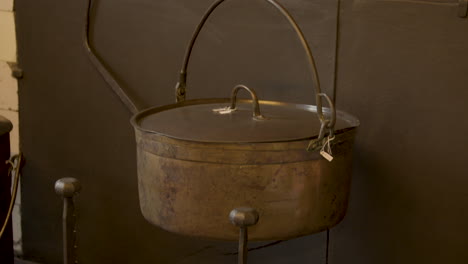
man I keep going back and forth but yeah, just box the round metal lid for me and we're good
[0,115,13,136]
[132,98,359,144]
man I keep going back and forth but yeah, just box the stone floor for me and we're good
[14,258,38,264]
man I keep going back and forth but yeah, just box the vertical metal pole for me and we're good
[55,178,81,264]
[62,196,75,264]
[238,227,248,264]
[229,208,259,264]
[332,0,342,106]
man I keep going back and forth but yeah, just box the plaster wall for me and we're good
[0,0,21,255]
[0,0,14,13]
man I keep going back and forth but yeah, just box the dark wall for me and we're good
[16,0,338,263]
[334,1,468,263]
[15,0,468,263]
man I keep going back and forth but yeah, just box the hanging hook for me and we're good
[83,0,141,114]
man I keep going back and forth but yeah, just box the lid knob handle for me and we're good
[213,85,266,120]
[231,85,265,120]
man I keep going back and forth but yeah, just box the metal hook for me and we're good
[83,0,141,114]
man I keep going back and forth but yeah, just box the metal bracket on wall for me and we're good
[459,0,468,18]
[7,62,23,79]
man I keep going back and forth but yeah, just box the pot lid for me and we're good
[132,98,359,144]
[0,115,13,136]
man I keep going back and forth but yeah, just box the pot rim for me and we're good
[131,98,360,144]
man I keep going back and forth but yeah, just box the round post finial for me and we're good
[55,178,81,198]
[229,208,259,228]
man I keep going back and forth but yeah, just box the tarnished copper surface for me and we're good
[134,122,357,240]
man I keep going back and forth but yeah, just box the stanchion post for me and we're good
[55,178,81,264]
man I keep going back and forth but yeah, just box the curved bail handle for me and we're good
[175,0,336,132]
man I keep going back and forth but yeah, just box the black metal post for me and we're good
[55,178,81,264]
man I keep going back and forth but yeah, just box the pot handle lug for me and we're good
[175,0,336,135]
[229,208,259,264]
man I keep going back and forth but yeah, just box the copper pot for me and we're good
[85,0,359,241]
[132,88,358,240]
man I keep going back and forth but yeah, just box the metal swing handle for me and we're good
[175,0,336,132]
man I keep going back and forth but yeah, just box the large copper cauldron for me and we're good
[85,0,359,241]
[131,0,359,240]
[131,91,358,240]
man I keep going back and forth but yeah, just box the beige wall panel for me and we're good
[0,61,18,110]
[0,10,16,62]
[0,0,13,11]
[12,202,22,253]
